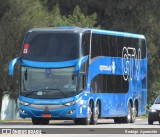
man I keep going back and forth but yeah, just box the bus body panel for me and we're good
[19,93,90,119]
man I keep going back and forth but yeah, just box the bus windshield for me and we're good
[21,66,78,98]
[22,31,80,62]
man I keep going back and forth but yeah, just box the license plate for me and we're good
[42,114,52,118]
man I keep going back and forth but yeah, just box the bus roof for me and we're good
[28,26,145,39]
[91,29,145,39]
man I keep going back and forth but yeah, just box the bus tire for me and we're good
[82,103,92,125]
[41,118,49,125]
[130,106,136,123]
[32,118,42,125]
[114,117,123,124]
[91,102,99,125]
[74,118,82,125]
[122,102,132,123]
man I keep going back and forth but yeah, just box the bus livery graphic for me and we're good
[122,47,141,81]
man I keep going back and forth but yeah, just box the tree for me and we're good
[0,0,32,95]
[48,5,97,27]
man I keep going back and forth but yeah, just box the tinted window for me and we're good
[109,36,117,57]
[82,32,90,56]
[91,34,101,58]
[91,74,129,93]
[139,39,146,59]
[90,33,146,59]
[117,36,125,57]
[124,38,146,59]
[101,35,110,56]
[22,32,79,62]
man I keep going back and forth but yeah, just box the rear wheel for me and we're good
[122,102,132,123]
[130,106,136,123]
[114,117,123,124]
[91,102,100,125]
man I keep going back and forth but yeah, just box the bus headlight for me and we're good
[19,100,30,106]
[64,97,82,106]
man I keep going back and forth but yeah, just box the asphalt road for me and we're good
[0,118,160,137]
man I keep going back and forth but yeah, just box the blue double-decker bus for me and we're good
[9,26,147,125]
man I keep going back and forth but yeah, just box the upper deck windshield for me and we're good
[22,31,80,62]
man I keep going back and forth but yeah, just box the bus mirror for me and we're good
[8,57,21,76]
[75,56,88,76]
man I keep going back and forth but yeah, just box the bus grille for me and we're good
[29,104,65,110]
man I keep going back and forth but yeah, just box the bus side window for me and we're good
[140,39,146,59]
[82,32,90,56]
[109,36,116,57]
[117,36,125,57]
[91,76,101,93]
[125,37,132,49]
[101,35,110,57]
[91,33,101,59]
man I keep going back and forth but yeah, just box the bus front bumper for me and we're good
[19,103,87,119]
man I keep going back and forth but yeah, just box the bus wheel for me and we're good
[122,102,132,123]
[41,118,49,125]
[74,118,82,125]
[82,103,92,125]
[91,103,99,125]
[114,118,123,124]
[130,106,136,123]
[32,118,42,125]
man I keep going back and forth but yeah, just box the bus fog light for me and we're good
[68,110,75,115]
[20,108,27,114]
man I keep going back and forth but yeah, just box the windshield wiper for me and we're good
[24,88,67,98]
[25,90,38,97]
